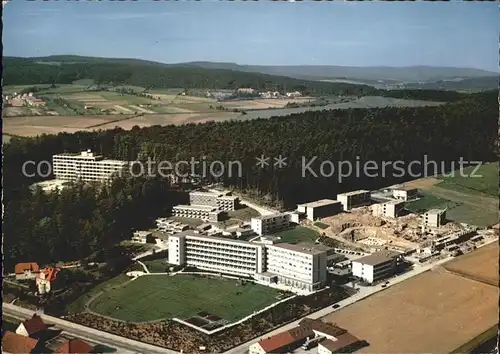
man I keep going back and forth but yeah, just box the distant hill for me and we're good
[182,61,498,83]
[2,56,378,97]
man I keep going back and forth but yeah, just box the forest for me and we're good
[3,57,477,101]
[3,90,497,270]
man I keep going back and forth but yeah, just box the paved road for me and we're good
[3,303,177,354]
[207,188,278,216]
[224,255,456,354]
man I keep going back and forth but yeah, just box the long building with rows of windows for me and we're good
[168,230,328,293]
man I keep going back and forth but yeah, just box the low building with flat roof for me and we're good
[251,213,291,236]
[392,186,418,201]
[337,190,371,211]
[172,204,224,222]
[297,199,343,221]
[372,200,405,219]
[351,250,403,284]
[422,209,446,228]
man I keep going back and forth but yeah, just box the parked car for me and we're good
[332,304,341,309]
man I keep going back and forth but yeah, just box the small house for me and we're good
[2,331,41,354]
[54,339,94,354]
[15,263,40,280]
[16,314,48,339]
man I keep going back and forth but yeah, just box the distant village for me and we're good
[3,92,46,107]
[207,87,303,100]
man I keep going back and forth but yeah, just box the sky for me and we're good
[3,0,499,71]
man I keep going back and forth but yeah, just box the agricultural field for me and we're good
[405,162,498,227]
[444,242,498,286]
[273,227,320,245]
[88,274,280,322]
[322,270,498,353]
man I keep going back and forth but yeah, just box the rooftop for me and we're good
[353,250,402,266]
[21,314,48,335]
[319,333,361,353]
[15,262,40,274]
[337,190,370,197]
[384,199,406,205]
[271,243,328,255]
[299,318,348,338]
[257,326,313,353]
[299,199,341,208]
[393,186,418,192]
[173,204,217,211]
[426,209,446,215]
[54,339,94,354]
[253,212,288,221]
[2,331,39,354]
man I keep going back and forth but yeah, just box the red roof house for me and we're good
[15,263,40,280]
[54,339,94,354]
[2,331,40,353]
[15,314,48,338]
[250,326,314,353]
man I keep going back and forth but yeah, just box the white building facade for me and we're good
[372,200,405,219]
[422,209,446,228]
[52,150,128,182]
[189,191,239,211]
[336,190,371,211]
[168,232,265,277]
[251,213,291,236]
[172,205,224,222]
[351,251,402,284]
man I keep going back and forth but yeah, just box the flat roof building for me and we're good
[168,231,331,293]
[297,199,343,221]
[262,243,328,292]
[172,204,225,222]
[372,200,405,219]
[189,190,239,211]
[168,231,265,277]
[251,213,291,236]
[351,250,403,284]
[392,186,418,201]
[336,190,371,211]
[422,209,446,228]
[53,150,128,183]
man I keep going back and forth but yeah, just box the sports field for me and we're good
[89,275,280,322]
[273,227,320,244]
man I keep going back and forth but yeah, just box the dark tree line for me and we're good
[3,57,478,101]
[3,90,497,269]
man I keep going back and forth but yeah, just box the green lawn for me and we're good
[227,207,260,221]
[89,275,280,322]
[67,273,130,314]
[439,162,498,196]
[405,191,459,213]
[143,259,169,273]
[273,227,320,244]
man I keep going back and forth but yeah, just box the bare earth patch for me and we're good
[322,271,498,354]
[444,243,498,286]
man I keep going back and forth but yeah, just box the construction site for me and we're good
[311,201,481,259]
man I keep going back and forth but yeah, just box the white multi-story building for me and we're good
[351,250,403,284]
[168,231,330,292]
[372,200,405,219]
[422,209,446,228]
[172,205,224,222]
[251,213,291,236]
[262,243,328,292]
[168,231,265,277]
[189,191,240,211]
[52,150,128,182]
[392,187,418,201]
[336,190,371,211]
